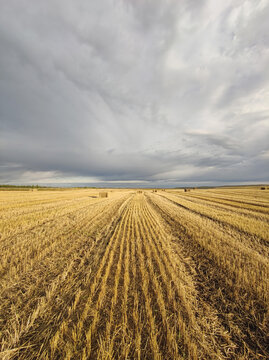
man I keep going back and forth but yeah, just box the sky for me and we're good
[0,0,269,187]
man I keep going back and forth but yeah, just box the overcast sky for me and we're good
[1,0,269,187]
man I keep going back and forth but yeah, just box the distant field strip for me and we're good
[0,188,268,359]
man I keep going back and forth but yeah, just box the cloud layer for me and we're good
[1,0,269,186]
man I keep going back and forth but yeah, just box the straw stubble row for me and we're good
[0,188,268,359]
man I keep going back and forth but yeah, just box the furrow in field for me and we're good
[177,193,269,224]
[197,189,269,205]
[148,193,269,359]
[159,192,269,253]
[0,201,105,281]
[120,203,131,357]
[60,197,133,360]
[0,189,103,213]
[0,195,128,286]
[104,202,133,360]
[136,200,184,359]
[0,197,109,250]
[96,201,130,359]
[0,200,92,241]
[130,206,143,360]
[1,240,97,360]
[151,193,269,306]
[168,189,269,208]
[47,198,132,360]
[133,203,161,360]
[142,197,231,359]
[0,195,95,220]
[0,195,131,359]
[179,192,269,216]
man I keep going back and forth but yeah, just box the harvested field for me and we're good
[0,188,268,359]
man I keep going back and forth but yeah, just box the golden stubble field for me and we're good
[0,187,268,359]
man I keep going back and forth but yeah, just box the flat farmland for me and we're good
[0,188,268,359]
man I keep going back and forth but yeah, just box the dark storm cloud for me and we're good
[0,0,269,186]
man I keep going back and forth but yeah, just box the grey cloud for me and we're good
[186,132,240,152]
[0,0,269,186]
